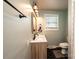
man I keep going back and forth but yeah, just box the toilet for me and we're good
[59,42,68,54]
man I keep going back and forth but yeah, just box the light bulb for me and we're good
[35,9,38,13]
[33,5,38,9]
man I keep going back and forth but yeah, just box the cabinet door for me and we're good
[31,43,47,59]
[38,43,47,59]
[31,43,36,59]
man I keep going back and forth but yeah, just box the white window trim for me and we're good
[44,14,59,30]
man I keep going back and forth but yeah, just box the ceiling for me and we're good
[35,0,68,10]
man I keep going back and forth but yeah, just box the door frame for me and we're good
[68,0,75,59]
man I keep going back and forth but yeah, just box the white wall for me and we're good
[39,10,68,45]
[3,1,32,59]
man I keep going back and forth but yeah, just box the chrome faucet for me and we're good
[33,32,39,40]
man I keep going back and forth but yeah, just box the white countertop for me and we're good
[30,35,48,43]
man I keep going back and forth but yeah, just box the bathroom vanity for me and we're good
[30,35,48,59]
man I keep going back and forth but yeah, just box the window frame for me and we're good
[44,14,59,30]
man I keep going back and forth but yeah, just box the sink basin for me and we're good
[30,35,47,43]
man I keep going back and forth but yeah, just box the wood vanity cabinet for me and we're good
[31,42,48,59]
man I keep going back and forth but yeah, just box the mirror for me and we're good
[31,12,37,34]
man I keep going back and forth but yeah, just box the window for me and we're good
[45,14,59,30]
